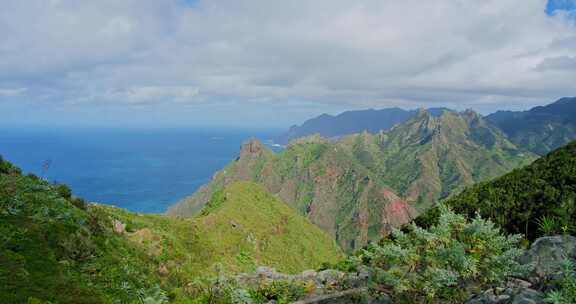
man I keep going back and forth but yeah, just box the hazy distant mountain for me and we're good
[276,107,448,144]
[169,109,533,251]
[486,97,576,155]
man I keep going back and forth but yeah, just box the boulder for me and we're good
[112,219,126,234]
[519,235,576,279]
[292,288,391,304]
[465,288,544,304]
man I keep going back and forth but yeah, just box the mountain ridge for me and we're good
[276,107,449,144]
[169,109,534,251]
[486,97,576,155]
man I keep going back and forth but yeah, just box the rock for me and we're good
[511,288,544,304]
[239,139,265,159]
[292,288,391,304]
[317,269,345,287]
[520,235,576,279]
[506,278,532,289]
[112,219,126,234]
[255,266,287,280]
[300,269,318,279]
[466,287,544,304]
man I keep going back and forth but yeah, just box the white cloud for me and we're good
[0,0,575,122]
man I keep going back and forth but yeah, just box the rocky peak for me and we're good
[239,139,265,159]
[461,109,483,122]
[415,107,431,118]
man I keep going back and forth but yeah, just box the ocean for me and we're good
[0,127,281,213]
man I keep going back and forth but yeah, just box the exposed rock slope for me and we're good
[169,110,533,251]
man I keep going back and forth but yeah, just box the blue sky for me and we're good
[0,0,575,128]
[547,0,576,15]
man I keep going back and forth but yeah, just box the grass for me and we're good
[0,156,342,303]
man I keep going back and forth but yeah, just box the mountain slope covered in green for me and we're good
[169,110,534,251]
[0,157,341,303]
[422,140,576,240]
[487,97,576,155]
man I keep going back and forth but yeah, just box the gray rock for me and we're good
[520,235,576,279]
[317,269,345,286]
[466,287,544,304]
[292,288,391,304]
[510,288,544,304]
[300,269,318,279]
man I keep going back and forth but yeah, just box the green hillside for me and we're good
[168,110,534,251]
[487,97,576,155]
[419,140,576,240]
[0,157,341,303]
[190,181,342,274]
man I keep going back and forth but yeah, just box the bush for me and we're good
[0,155,21,175]
[53,183,72,199]
[350,205,530,303]
[249,280,307,304]
[545,259,576,304]
[71,197,88,210]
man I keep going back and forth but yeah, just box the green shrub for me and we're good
[439,141,576,240]
[53,183,72,199]
[545,259,576,304]
[538,216,561,236]
[351,205,530,303]
[71,197,88,210]
[248,280,307,304]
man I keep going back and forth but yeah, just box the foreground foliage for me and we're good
[346,206,530,303]
[0,156,169,303]
[545,259,576,304]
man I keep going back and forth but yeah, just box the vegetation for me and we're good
[347,206,530,303]
[0,156,341,303]
[419,140,576,240]
[170,110,533,251]
[545,259,576,304]
[487,97,576,155]
[0,156,170,303]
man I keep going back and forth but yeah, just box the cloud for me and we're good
[537,56,576,70]
[1,0,576,126]
[0,87,27,97]
[103,86,200,104]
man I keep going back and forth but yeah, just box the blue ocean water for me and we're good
[0,127,280,213]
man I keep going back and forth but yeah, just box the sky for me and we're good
[0,0,575,128]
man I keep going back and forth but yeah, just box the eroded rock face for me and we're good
[239,139,265,159]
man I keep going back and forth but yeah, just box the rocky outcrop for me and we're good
[519,235,576,280]
[232,266,388,303]
[466,235,576,304]
[465,280,544,304]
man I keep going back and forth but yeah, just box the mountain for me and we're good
[169,110,534,251]
[486,97,576,155]
[420,140,576,241]
[276,107,448,144]
[0,156,341,303]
